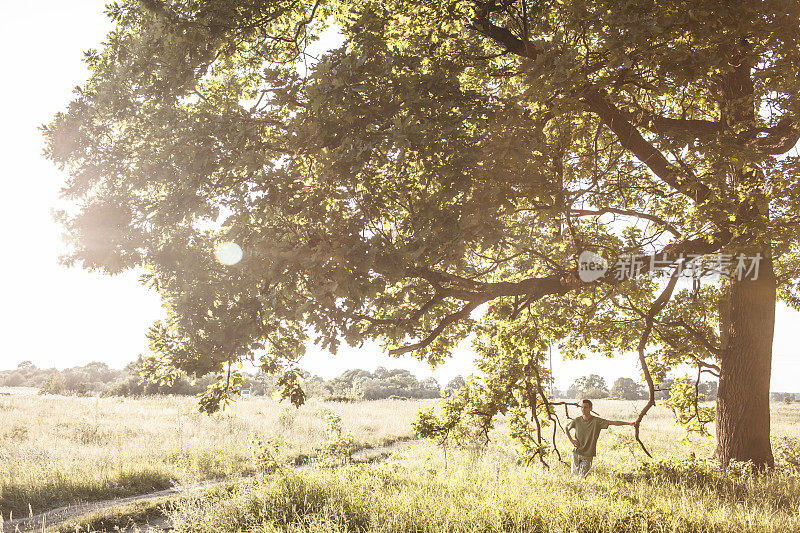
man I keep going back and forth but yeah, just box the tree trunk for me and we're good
[715,249,775,469]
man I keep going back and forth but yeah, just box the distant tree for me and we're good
[374,367,392,380]
[326,369,373,398]
[1,362,56,388]
[584,387,608,400]
[3,373,23,387]
[420,377,440,392]
[39,373,66,395]
[300,374,328,398]
[610,377,646,400]
[84,362,114,381]
[567,374,609,399]
[326,368,439,400]
[444,376,467,396]
[566,383,578,398]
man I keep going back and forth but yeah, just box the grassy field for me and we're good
[0,389,430,519]
[165,441,800,533]
[166,399,800,533]
[1,390,798,531]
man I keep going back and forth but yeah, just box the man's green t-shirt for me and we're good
[567,415,609,457]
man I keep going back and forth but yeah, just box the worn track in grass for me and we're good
[2,440,412,533]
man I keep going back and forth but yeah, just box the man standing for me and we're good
[566,399,635,477]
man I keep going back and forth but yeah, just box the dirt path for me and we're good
[2,440,412,533]
[2,480,215,533]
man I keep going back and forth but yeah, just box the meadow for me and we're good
[0,389,798,532]
[0,388,429,520]
[166,399,800,533]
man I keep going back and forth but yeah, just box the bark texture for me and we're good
[715,251,775,468]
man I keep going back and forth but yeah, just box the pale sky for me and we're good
[1,0,798,392]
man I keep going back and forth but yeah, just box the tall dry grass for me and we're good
[168,415,800,533]
[1,389,798,531]
[0,391,431,517]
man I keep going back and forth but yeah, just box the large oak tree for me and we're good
[45,0,800,468]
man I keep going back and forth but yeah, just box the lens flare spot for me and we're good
[215,242,243,265]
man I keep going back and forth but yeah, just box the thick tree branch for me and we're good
[388,298,487,356]
[528,357,567,465]
[652,324,722,376]
[660,319,722,357]
[469,17,713,204]
[632,270,681,457]
[469,11,539,59]
[750,116,800,155]
[642,114,721,137]
[581,88,712,204]
[622,106,722,138]
[384,230,729,357]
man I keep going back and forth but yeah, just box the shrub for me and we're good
[39,373,67,395]
[314,411,356,466]
[250,435,283,475]
[774,436,800,473]
[5,424,29,442]
[277,407,297,430]
[72,420,107,445]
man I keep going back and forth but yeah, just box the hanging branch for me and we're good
[521,359,549,468]
[524,375,549,468]
[692,365,715,428]
[529,356,567,464]
[633,269,681,457]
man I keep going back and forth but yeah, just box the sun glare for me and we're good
[215,242,243,265]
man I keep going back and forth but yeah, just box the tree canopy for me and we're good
[45,0,800,467]
[568,374,610,399]
[609,377,646,400]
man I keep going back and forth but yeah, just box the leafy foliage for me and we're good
[663,376,716,438]
[250,435,284,475]
[43,0,800,463]
[314,410,357,466]
[443,375,466,396]
[773,436,800,473]
[610,377,646,400]
[412,385,485,450]
[567,374,610,399]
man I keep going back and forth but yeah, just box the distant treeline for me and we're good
[552,374,719,402]
[772,392,799,402]
[2,362,736,403]
[0,360,454,401]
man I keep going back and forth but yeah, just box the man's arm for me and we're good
[565,423,580,447]
[607,420,635,426]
